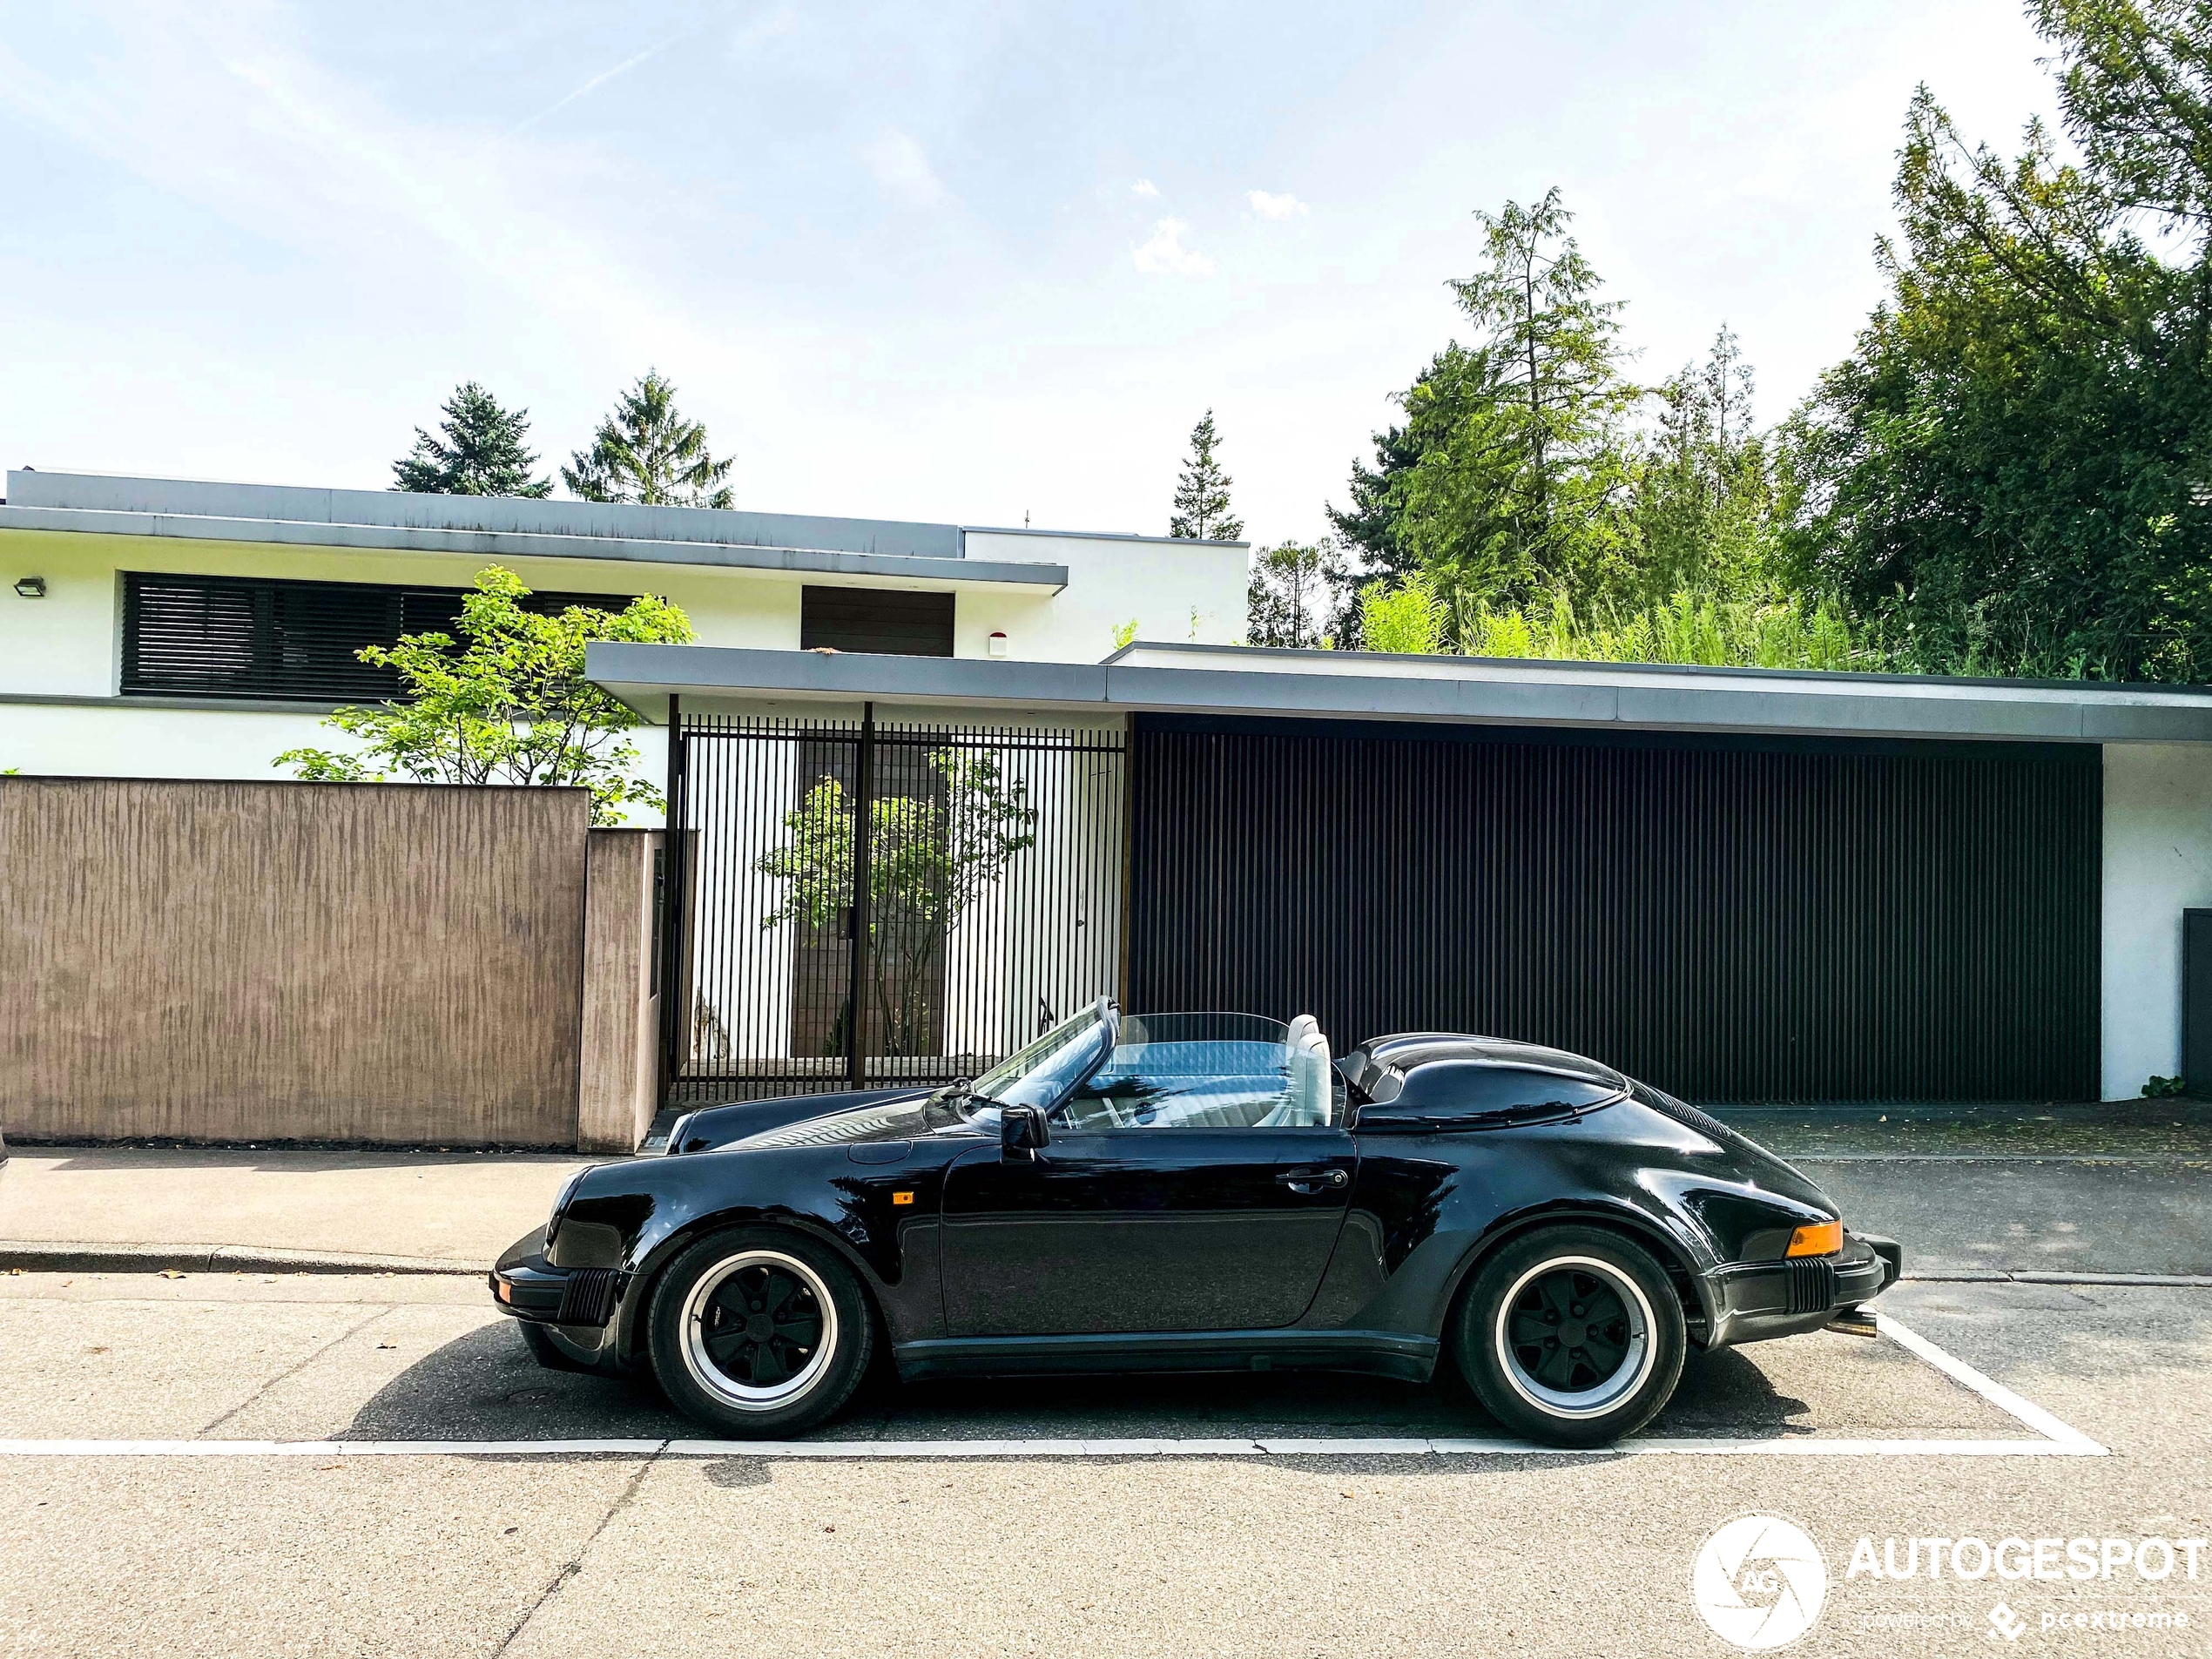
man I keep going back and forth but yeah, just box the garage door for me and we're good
[1127,715,2101,1103]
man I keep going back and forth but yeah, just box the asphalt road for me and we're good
[2,1264,2208,1657]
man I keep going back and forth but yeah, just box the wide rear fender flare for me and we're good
[1436,1199,1722,1339]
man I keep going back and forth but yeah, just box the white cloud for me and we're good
[1130,178,1159,198]
[1131,218,1214,276]
[859,129,947,207]
[1247,189,1309,219]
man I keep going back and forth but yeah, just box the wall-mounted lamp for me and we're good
[987,631,1008,658]
[12,577,45,598]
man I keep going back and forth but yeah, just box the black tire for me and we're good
[646,1226,875,1437]
[1450,1224,1686,1448]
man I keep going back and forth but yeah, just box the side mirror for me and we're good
[1001,1104,1049,1161]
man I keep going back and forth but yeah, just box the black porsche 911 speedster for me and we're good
[490,1001,1900,1447]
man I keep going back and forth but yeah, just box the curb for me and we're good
[0,1241,484,1278]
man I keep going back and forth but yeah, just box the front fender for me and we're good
[549,1144,961,1364]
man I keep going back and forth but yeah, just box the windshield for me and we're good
[956,1001,1115,1116]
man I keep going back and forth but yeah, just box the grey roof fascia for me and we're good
[5,470,965,559]
[0,504,1068,589]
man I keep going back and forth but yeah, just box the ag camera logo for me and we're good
[1692,1513,1829,1649]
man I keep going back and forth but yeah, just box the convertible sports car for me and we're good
[491,1001,1900,1447]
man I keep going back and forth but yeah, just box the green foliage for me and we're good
[1111,618,1139,651]
[1246,540,1339,647]
[1788,1,2212,681]
[756,752,1038,1056]
[1359,575,1447,654]
[274,566,692,826]
[1453,585,1858,670]
[563,369,736,509]
[2144,1073,2190,1098]
[1169,410,1244,542]
[1393,190,1644,609]
[391,381,552,497]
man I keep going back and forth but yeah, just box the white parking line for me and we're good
[0,1317,2105,1460]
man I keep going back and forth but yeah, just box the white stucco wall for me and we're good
[958,530,1247,661]
[2101,742,2212,1099]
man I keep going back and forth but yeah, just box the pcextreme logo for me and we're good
[1691,1513,1831,1650]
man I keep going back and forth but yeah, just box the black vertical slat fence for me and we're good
[1126,715,2101,1103]
[661,711,1127,1105]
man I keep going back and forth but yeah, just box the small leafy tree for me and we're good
[274,566,692,825]
[563,369,736,508]
[757,751,1038,1057]
[1169,409,1244,541]
[391,381,552,497]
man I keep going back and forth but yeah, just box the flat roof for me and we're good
[585,637,2212,744]
[0,470,1070,589]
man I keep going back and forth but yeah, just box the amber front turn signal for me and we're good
[1786,1220,1843,1258]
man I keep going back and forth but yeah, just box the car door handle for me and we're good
[1278,1167,1349,1193]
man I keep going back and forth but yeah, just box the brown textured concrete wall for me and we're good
[0,778,590,1145]
[577,827,661,1153]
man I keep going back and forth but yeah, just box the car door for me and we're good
[938,1121,1358,1337]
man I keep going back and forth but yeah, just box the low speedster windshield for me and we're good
[950,1008,1336,1130]
[956,1002,1116,1116]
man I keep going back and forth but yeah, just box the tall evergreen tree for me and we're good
[1393,189,1643,610]
[391,381,552,497]
[563,370,736,509]
[1168,410,1244,541]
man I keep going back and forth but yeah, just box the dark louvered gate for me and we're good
[659,705,1127,1105]
[1127,715,2101,1103]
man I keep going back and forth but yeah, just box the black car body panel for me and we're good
[490,1024,1901,1388]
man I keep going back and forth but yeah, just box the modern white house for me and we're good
[11,464,2212,1109]
[0,468,1251,798]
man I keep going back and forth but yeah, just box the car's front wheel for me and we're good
[1451,1224,1687,1447]
[646,1227,874,1437]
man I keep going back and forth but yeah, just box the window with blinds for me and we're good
[799,586,955,656]
[120,572,639,703]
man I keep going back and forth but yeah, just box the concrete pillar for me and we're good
[578,828,663,1153]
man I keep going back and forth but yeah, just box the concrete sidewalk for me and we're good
[0,1147,590,1275]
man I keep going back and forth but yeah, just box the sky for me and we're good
[0,1,2063,550]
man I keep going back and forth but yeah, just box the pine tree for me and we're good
[1393,188,1642,610]
[562,370,736,509]
[1246,540,1336,647]
[390,382,552,497]
[1168,410,1244,542]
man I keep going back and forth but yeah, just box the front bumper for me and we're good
[488,1228,631,1374]
[1706,1230,1902,1348]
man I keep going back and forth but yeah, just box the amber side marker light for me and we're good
[891,1191,915,1206]
[1787,1220,1843,1258]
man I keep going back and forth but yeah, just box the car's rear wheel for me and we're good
[1450,1224,1686,1447]
[647,1227,874,1437]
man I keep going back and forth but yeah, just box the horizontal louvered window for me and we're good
[121,572,639,703]
[800,586,954,657]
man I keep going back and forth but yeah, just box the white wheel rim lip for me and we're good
[1494,1253,1657,1420]
[680,1249,840,1412]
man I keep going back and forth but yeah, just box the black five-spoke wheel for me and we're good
[1451,1224,1687,1448]
[1505,1265,1633,1395]
[648,1227,874,1436]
